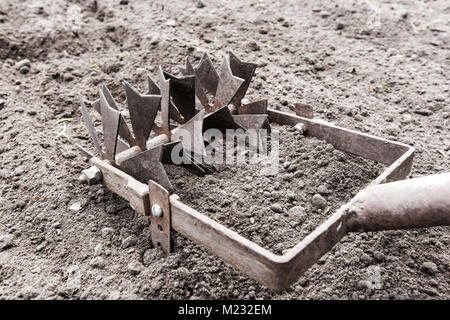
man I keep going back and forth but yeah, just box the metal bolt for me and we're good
[78,165,102,185]
[152,204,163,217]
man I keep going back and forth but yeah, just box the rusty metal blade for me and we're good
[158,68,171,138]
[232,114,268,131]
[171,109,205,157]
[120,145,172,192]
[123,81,161,149]
[194,53,220,95]
[89,86,136,147]
[181,58,210,110]
[239,99,268,115]
[116,137,129,154]
[203,106,244,133]
[162,141,206,176]
[228,51,257,107]
[80,97,103,158]
[99,91,121,161]
[101,84,136,147]
[75,143,94,160]
[148,75,184,124]
[213,56,245,110]
[162,70,196,122]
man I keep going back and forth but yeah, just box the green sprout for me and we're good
[89,59,99,69]
[53,123,70,141]
[57,117,74,124]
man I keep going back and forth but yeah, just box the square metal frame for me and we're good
[87,109,415,290]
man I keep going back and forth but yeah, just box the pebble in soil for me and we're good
[165,124,384,254]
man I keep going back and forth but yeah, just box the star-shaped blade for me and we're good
[232,114,268,131]
[89,85,136,148]
[193,53,219,95]
[123,81,161,150]
[119,144,172,192]
[180,57,210,111]
[213,55,245,110]
[232,114,269,152]
[228,51,257,107]
[147,75,184,124]
[158,67,171,138]
[99,90,121,161]
[239,99,268,115]
[80,97,103,158]
[161,141,208,176]
[203,105,244,133]
[162,70,197,122]
[171,109,205,158]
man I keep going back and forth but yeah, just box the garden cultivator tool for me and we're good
[76,52,450,290]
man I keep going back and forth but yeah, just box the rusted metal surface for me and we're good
[228,51,257,107]
[123,81,160,150]
[147,75,184,124]
[294,102,314,119]
[120,145,172,192]
[203,105,243,133]
[162,71,196,122]
[99,90,121,161]
[79,98,103,158]
[89,85,136,147]
[171,109,205,157]
[213,56,245,109]
[239,99,268,115]
[268,109,412,165]
[180,58,210,110]
[158,67,171,138]
[347,172,450,232]
[84,107,423,290]
[232,114,268,131]
[193,52,219,95]
[149,180,172,253]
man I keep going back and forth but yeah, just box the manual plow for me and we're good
[76,52,450,290]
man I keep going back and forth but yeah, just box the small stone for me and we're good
[196,0,205,8]
[165,19,176,27]
[414,109,433,116]
[63,73,74,82]
[360,253,374,265]
[317,184,330,196]
[421,261,438,275]
[0,234,14,251]
[19,67,30,74]
[311,194,327,209]
[128,261,143,275]
[270,203,283,213]
[336,23,345,30]
[288,206,307,224]
[17,286,39,299]
[373,250,385,261]
[101,227,114,240]
[249,217,255,224]
[143,249,158,266]
[121,235,137,249]
[36,241,47,252]
[90,257,106,269]
[94,243,103,256]
[247,41,261,52]
[15,59,31,70]
[69,202,82,212]
[66,265,81,290]
[286,191,296,202]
